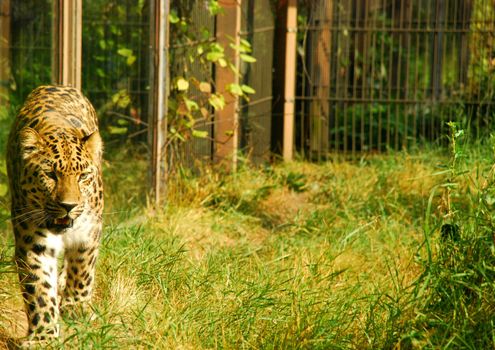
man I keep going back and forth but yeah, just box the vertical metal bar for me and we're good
[452,0,458,120]
[360,0,369,153]
[403,0,413,148]
[334,1,343,156]
[369,0,378,151]
[413,0,422,146]
[488,0,494,125]
[394,0,403,150]
[491,0,495,122]
[424,0,431,141]
[378,0,387,152]
[350,0,359,156]
[283,0,297,160]
[386,0,395,151]
[455,0,462,127]
[148,0,169,204]
[342,1,350,155]
[442,0,449,131]
[431,0,444,141]
[300,6,306,159]
[309,5,319,161]
[459,0,472,89]
[300,23,306,159]
[328,1,335,159]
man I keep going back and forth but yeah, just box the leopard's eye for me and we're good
[79,172,90,181]
[46,171,57,181]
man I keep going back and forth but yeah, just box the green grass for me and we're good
[1,138,495,349]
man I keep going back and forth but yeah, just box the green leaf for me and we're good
[108,126,128,135]
[229,43,248,53]
[200,28,211,41]
[169,127,186,141]
[192,130,209,138]
[126,55,136,66]
[199,82,212,93]
[183,96,199,111]
[207,0,223,15]
[96,68,106,78]
[176,77,189,91]
[206,51,224,62]
[240,53,257,63]
[241,85,256,94]
[169,10,180,24]
[240,38,252,49]
[227,83,243,96]
[208,94,225,110]
[117,48,133,57]
[218,58,227,67]
[112,90,131,108]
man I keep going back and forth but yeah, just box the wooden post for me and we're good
[310,1,333,160]
[53,0,82,88]
[283,0,297,161]
[148,0,169,205]
[214,0,241,170]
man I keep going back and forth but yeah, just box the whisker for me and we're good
[9,209,46,225]
[102,211,132,215]
[11,208,44,218]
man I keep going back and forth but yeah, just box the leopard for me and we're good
[6,85,104,342]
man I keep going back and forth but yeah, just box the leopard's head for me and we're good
[17,127,102,231]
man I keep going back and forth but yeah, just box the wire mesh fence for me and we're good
[297,0,495,160]
[7,0,494,169]
[1,0,53,106]
[82,0,149,145]
[239,0,275,164]
[169,0,216,168]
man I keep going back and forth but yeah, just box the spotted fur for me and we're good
[6,85,103,341]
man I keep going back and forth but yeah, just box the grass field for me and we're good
[0,137,495,349]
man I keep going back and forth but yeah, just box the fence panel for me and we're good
[240,0,275,164]
[1,0,53,106]
[169,1,215,168]
[82,0,150,144]
[297,0,495,159]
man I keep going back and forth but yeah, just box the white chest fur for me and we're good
[62,211,99,248]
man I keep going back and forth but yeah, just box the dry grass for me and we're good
[0,145,494,348]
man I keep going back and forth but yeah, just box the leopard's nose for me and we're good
[60,202,77,213]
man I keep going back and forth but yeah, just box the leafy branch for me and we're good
[167,0,256,146]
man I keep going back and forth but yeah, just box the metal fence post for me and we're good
[283,0,297,161]
[214,0,241,170]
[52,0,82,89]
[148,0,169,205]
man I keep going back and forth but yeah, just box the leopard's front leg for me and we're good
[60,244,99,307]
[14,227,62,340]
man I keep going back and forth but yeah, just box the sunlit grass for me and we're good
[0,142,494,348]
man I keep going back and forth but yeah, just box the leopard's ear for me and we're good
[82,131,103,164]
[19,127,44,160]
